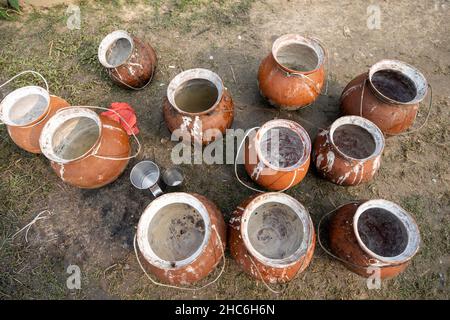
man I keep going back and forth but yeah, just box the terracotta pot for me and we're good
[244,119,311,191]
[136,192,226,285]
[98,30,157,89]
[163,68,234,145]
[313,116,385,186]
[39,107,131,189]
[340,59,428,135]
[229,192,315,283]
[1,85,69,153]
[328,199,420,279]
[258,34,326,110]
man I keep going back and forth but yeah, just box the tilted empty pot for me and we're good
[136,192,226,285]
[258,34,326,110]
[340,59,429,135]
[98,30,157,89]
[0,71,69,153]
[313,116,384,186]
[328,199,420,279]
[244,119,311,191]
[163,68,234,145]
[229,192,315,283]
[39,107,131,188]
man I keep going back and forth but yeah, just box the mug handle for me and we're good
[149,184,163,197]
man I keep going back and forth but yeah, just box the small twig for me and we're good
[194,27,211,38]
[49,40,53,57]
[230,65,237,84]
[103,263,117,277]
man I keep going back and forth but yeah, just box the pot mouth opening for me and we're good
[98,30,134,68]
[39,107,102,164]
[272,34,324,74]
[330,116,384,161]
[353,199,420,264]
[368,59,427,105]
[137,193,211,270]
[0,86,50,127]
[167,68,223,115]
[256,119,311,171]
[241,193,312,267]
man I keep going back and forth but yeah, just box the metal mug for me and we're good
[130,160,163,197]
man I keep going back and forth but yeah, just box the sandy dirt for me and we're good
[0,0,449,299]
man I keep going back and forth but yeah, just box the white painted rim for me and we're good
[241,192,313,268]
[137,192,211,270]
[0,86,50,126]
[167,68,224,115]
[368,59,428,105]
[98,30,134,68]
[39,107,102,164]
[255,119,311,171]
[353,199,421,265]
[330,116,385,161]
[272,34,325,73]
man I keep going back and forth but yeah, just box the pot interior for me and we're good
[247,202,304,260]
[276,43,318,72]
[147,203,206,265]
[106,37,133,67]
[260,126,304,168]
[174,78,219,113]
[332,124,376,159]
[371,69,417,103]
[52,117,100,161]
[357,207,408,258]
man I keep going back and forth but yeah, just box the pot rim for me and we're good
[240,192,313,268]
[137,192,212,270]
[167,68,224,116]
[353,199,421,265]
[254,119,311,172]
[98,30,134,69]
[39,107,103,164]
[368,59,428,105]
[329,115,385,162]
[0,86,50,127]
[272,34,325,75]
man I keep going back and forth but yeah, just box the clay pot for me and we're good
[340,59,428,135]
[328,199,420,279]
[229,192,315,283]
[244,119,311,191]
[163,68,234,145]
[98,30,157,89]
[39,107,131,189]
[136,192,226,285]
[0,86,69,153]
[258,34,326,110]
[313,116,385,186]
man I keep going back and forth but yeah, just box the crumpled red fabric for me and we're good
[101,102,139,135]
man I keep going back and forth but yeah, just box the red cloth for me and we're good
[101,102,139,135]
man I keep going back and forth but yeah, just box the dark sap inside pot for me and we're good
[260,127,304,168]
[333,124,376,159]
[371,69,417,103]
[174,78,219,113]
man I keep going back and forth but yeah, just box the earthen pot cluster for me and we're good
[98,30,157,89]
[327,199,420,279]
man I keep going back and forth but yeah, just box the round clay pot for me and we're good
[229,192,315,283]
[313,116,385,186]
[136,192,226,285]
[340,59,428,135]
[244,119,311,191]
[163,68,234,145]
[39,107,131,189]
[98,30,157,89]
[258,34,326,110]
[328,199,420,279]
[0,86,69,153]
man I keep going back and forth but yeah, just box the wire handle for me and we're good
[108,64,155,91]
[234,127,297,193]
[133,224,226,291]
[56,106,142,161]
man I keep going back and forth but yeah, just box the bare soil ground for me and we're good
[0,0,449,299]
